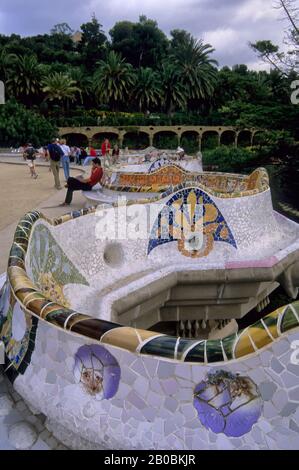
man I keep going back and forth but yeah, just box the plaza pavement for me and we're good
[0,155,88,272]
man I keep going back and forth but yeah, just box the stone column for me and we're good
[118,134,124,148]
[234,132,238,148]
[198,134,202,151]
[149,134,154,147]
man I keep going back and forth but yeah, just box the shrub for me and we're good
[0,100,57,147]
[203,146,259,172]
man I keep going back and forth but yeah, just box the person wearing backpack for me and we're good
[47,138,64,189]
[24,143,38,179]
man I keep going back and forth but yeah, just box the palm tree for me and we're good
[159,62,187,114]
[69,67,93,105]
[171,36,218,101]
[93,51,135,110]
[7,55,44,103]
[42,72,81,110]
[133,67,161,112]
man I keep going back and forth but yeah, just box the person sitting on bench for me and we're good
[61,158,103,206]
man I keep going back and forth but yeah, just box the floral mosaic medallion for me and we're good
[74,345,121,400]
[193,370,262,437]
[148,187,237,257]
[0,283,38,381]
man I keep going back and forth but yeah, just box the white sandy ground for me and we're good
[0,156,88,272]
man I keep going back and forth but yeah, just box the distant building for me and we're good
[72,31,82,43]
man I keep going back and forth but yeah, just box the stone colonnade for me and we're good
[59,125,261,150]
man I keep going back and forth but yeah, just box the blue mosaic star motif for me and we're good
[147,187,237,255]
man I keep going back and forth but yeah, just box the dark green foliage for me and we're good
[78,15,107,69]
[0,100,57,147]
[110,15,169,68]
[203,146,259,172]
[153,132,178,149]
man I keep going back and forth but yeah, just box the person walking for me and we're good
[60,158,103,206]
[59,138,71,181]
[24,143,38,179]
[47,138,64,189]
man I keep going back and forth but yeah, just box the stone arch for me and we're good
[220,130,236,146]
[91,132,119,148]
[180,131,200,154]
[201,131,219,150]
[153,131,178,150]
[238,130,252,147]
[122,131,150,149]
[60,133,89,147]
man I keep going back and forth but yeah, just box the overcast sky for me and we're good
[0,0,287,70]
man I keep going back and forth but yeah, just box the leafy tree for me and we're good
[250,0,298,74]
[250,40,284,73]
[0,47,17,81]
[50,23,74,36]
[170,29,192,51]
[0,99,57,146]
[110,15,168,68]
[109,21,136,64]
[79,15,107,68]
[21,33,79,65]
[93,51,135,110]
[2,34,30,57]
[132,15,169,68]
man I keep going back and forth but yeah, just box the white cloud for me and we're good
[234,0,279,23]
[204,28,239,53]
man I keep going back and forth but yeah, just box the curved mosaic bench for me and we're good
[1,177,299,449]
[2,209,299,368]
[102,166,269,197]
[114,155,203,174]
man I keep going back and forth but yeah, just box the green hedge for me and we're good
[203,146,259,172]
[48,110,212,127]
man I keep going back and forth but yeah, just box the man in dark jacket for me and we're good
[47,138,64,189]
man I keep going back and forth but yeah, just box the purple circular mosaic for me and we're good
[193,370,262,437]
[74,344,121,400]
